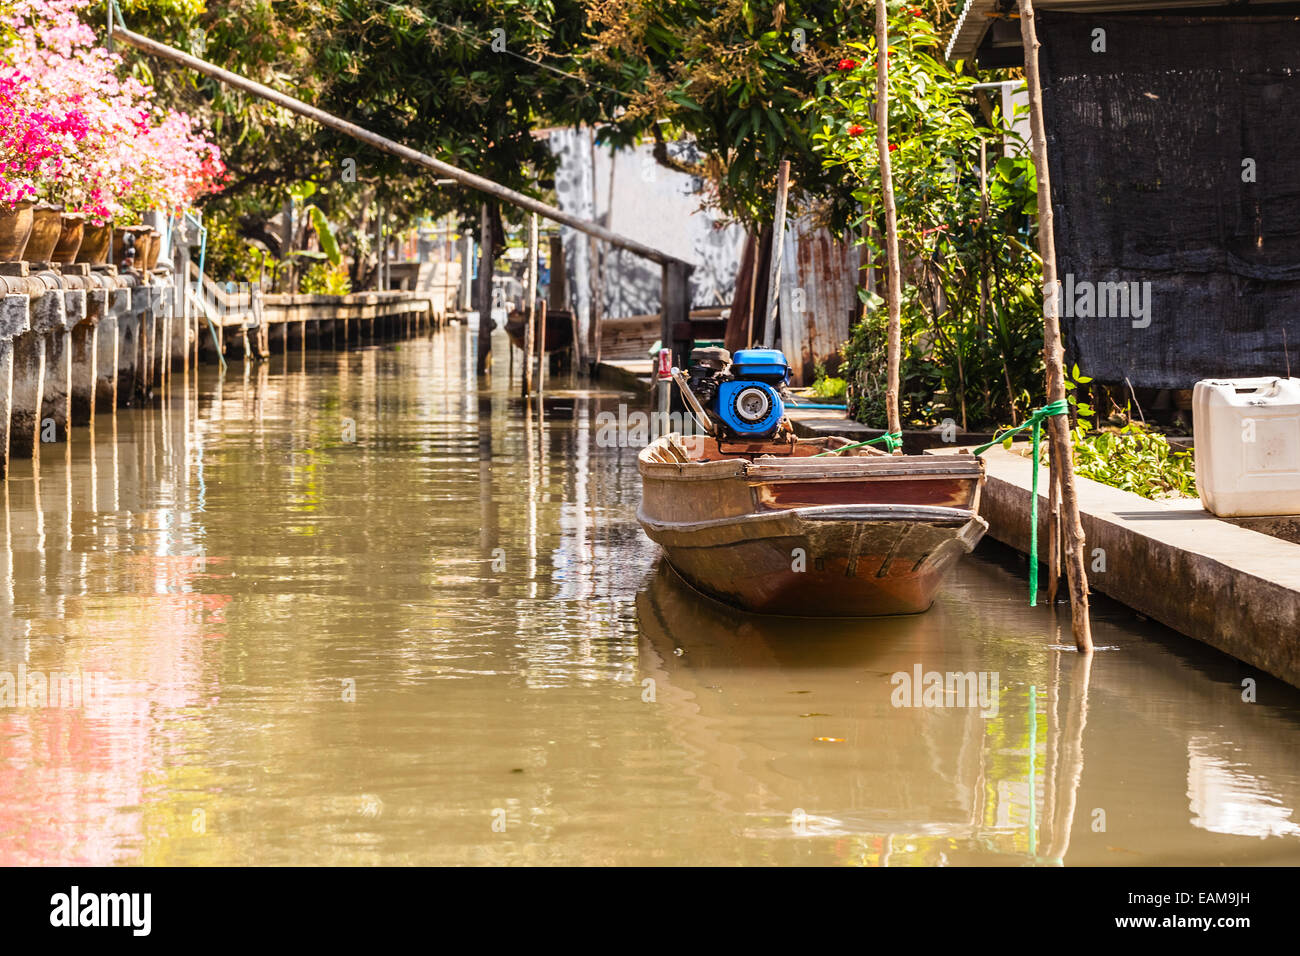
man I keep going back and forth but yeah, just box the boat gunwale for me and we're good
[637,433,985,482]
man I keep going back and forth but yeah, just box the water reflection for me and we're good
[637,563,1092,864]
[0,324,1296,865]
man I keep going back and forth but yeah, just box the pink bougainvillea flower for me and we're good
[0,0,224,218]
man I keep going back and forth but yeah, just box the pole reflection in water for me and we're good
[0,324,1298,865]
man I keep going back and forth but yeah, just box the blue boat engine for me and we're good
[685,347,791,442]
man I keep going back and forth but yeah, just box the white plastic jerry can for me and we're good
[1193,377,1300,516]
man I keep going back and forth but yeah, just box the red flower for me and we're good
[908,6,924,15]
[847,124,866,136]
[888,143,898,151]
[836,58,858,71]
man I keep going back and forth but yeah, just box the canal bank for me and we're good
[788,411,1300,687]
[950,442,1300,689]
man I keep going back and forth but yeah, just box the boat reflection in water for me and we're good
[636,560,1098,866]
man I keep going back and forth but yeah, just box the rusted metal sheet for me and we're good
[778,217,861,385]
[547,130,747,355]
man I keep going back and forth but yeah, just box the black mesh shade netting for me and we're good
[1038,12,1300,388]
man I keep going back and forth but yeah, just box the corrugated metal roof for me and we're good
[945,0,1298,63]
[945,0,999,62]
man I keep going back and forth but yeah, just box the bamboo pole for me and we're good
[588,128,603,368]
[537,300,548,401]
[761,160,791,349]
[523,213,538,397]
[875,0,903,453]
[1018,0,1093,652]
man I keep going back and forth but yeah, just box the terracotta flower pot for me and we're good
[111,224,151,266]
[76,223,112,264]
[52,213,85,264]
[24,204,63,263]
[0,200,36,261]
[142,229,162,271]
[132,231,156,272]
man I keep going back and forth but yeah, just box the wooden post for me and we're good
[475,202,493,375]
[744,232,761,348]
[875,0,903,453]
[375,201,385,292]
[661,260,692,368]
[537,300,547,399]
[523,213,538,397]
[548,237,566,312]
[1019,0,1093,652]
[762,159,791,349]
[588,127,603,369]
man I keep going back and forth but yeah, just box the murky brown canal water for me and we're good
[1,324,1299,866]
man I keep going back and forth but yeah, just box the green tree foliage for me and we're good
[583,0,882,228]
[114,1,607,280]
[809,10,1043,430]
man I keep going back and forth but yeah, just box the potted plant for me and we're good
[3,0,225,269]
[76,221,112,263]
[51,211,85,264]
[141,229,163,270]
[24,202,63,262]
[111,224,151,266]
[0,198,35,261]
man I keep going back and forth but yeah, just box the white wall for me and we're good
[548,129,748,351]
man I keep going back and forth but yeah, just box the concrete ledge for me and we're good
[788,410,996,454]
[593,358,651,392]
[940,443,1300,687]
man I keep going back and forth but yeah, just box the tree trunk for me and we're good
[875,0,903,451]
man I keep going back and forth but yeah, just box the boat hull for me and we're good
[637,435,987,616]
[505,309,574,352]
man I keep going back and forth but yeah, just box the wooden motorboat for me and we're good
[637,434,987,616]
[504,308,574,353]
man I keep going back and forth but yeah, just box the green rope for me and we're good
[972,399,1069,606]
[811,431,903,456]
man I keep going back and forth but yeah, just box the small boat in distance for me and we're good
[635,347,987,616]
[504,308,574,353]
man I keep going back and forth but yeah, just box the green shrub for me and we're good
[300,262,352,295]
[1071,423,1197,500]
